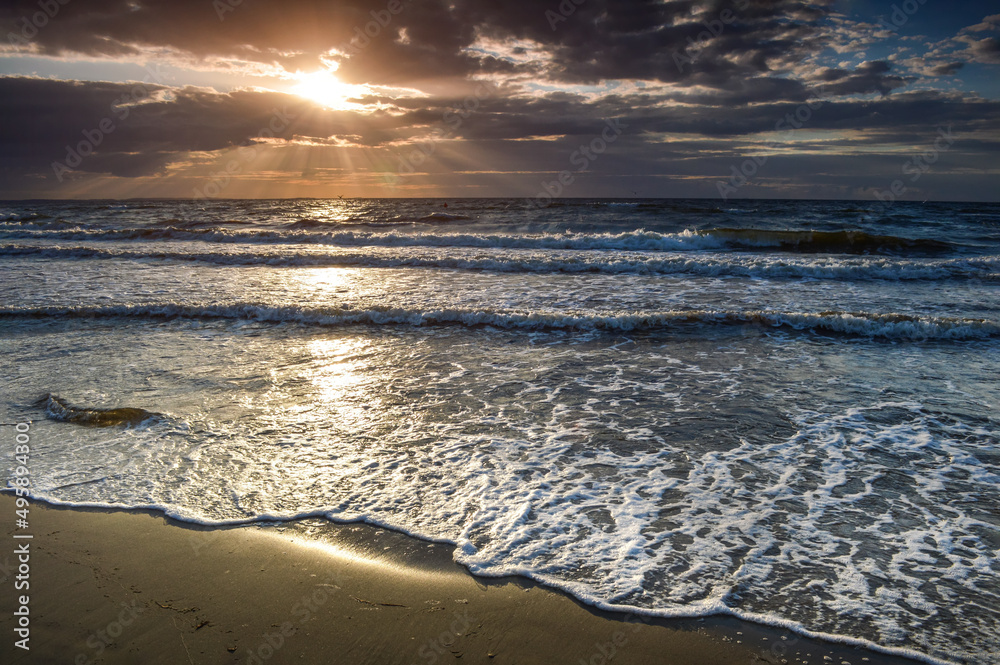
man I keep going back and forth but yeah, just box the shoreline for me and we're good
[2,495,927,665]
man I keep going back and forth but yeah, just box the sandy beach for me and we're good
[1,495,925,665]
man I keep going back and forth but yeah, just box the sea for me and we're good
[1,198,998,664]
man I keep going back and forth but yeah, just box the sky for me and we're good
[0,0,998,200]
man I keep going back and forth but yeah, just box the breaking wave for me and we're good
[1,303,996,340]
[0,226,963,256]
[2,244,994,281]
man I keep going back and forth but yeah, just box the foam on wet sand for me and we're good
[2,496,924,665]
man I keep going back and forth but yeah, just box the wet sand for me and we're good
[1,495,923,664]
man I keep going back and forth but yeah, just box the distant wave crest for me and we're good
[0,226,961,256]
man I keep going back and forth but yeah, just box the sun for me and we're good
[290,70,365,110]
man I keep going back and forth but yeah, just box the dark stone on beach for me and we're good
[40,393,162,427]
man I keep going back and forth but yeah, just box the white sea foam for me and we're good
[5,377,996,665]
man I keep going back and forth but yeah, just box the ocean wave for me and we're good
[0,215,74,229]
[285,218,335,229]
[5,212,52,222]
[1,303,996,340]
[0,226,961,256]
[706,228,953,254]
[151,218,256,228]
[409,212,473,223]
[283,213,470,229]
[2,244,995,281]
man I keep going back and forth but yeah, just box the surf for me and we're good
[4,304,997,340]
[1,243,996,281]
[0,226,966,257]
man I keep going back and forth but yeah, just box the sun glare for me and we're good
[291,70,365,110]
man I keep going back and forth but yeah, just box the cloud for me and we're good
[3,75,997,178]
[967,36,1000,64]
[927,61,965,76]
[811,60,911,96]
[0,2,998,199]
[0,76,319,177]
[0,0,905,99]
[954,11,1000,64]
[962,13,1000,34]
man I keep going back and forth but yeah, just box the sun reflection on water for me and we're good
[304,337,373,433]
[291,266,358,294]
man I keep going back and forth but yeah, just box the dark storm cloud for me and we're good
[0,76,381,176]
[2,0,362,64]
[388,87,1000,143]
[0,0,479,82]
[3,75,998,180]
[1,0,906,96]
[811,61,911,97]
[1,1,998,198]
[465,0,836,86]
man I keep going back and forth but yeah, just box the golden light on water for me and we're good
[293,266,357,293]
[308,338,363,394]
[305,337,372,432]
